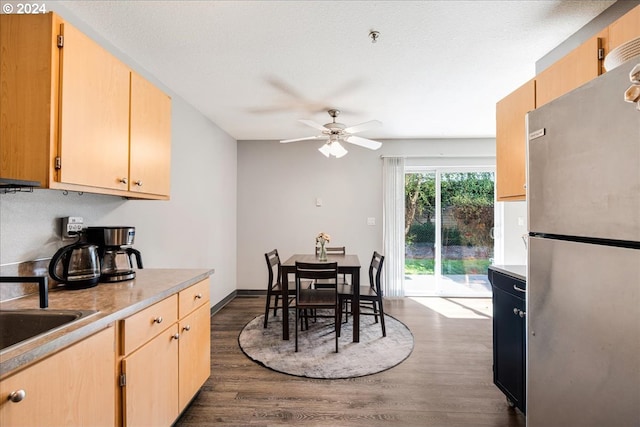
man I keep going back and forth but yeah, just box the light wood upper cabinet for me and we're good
[0,326,116,427]
[496,79,535,202]
[608,5,640,52]
[58,21,131,191]
[130,72,172,197]
[535,32,605,107]
[0,12,171,199]
[0,13,60,188]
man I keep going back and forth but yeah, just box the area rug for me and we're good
[238,311,414,379]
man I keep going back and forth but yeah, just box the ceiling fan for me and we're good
[280,109,382,158]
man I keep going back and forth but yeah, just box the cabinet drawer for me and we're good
[123,295,178,355]
[489,270,526,297]
[179,278,210,318]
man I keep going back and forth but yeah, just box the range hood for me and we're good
[0,178,41,193]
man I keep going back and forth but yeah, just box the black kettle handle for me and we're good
[48,244,76,282]
[126,248,144,269]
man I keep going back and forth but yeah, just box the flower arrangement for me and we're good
[316,232,331,261]
[316,232,331,245]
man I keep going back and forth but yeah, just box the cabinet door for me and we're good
[495,79,535,201]
[0,13,58,186]
[122,324,179,427]
[608,5,640,52]
[0,327,115,427]
[129,72,172,198]
[57,21,130,190]
[179,303,211,410]
[492,286,525,413]
[536,33,604,107]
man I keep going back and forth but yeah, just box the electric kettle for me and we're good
[48,243,101,289]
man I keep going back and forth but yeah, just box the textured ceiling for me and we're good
[55,0,615,142]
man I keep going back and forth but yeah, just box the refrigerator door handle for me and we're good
[513,284,526,293]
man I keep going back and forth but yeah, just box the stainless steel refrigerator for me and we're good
[526,58,640,426]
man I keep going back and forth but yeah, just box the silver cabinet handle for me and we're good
[513,285,526,293]
[195,293,203,300]
[513,308,526,318]
[171,333,180,340]
[182,325,191,332]
[119,177,128,184]
[153,316,163,324]
[134,180,143,187]
[9,390,26,403]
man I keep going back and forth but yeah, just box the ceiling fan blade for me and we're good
[344,120,382,134]
[299,119,328,132]
[280,135,326,144]
[344,135,382,150]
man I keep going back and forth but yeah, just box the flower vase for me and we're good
[318,242,327,261]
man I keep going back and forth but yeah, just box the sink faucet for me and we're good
[0,276,48,308]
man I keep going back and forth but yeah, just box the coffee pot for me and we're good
[48,243,101,289]
[85,226,144,282]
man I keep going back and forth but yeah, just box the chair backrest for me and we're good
[295,261,338,282]
[314,246,346,256]
[264,249,281,287]
[369,251,385,296]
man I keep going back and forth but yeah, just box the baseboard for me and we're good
[209,290,266,316]
[236,289,267,297]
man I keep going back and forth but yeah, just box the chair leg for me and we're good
[335,310,339,353]
[373,301,380,324]
[273,293,280,317]
[263,289,272,328]
[378,299,386,337]
[295,309,299,352]
[337,302,342,338]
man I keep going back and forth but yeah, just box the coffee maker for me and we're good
[85,226,143,282]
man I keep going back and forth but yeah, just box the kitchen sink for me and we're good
[0,309,98,352]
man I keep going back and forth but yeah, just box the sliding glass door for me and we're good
[405,168,494,297]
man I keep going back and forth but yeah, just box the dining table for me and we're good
[280,253,361,342]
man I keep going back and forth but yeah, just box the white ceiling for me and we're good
[56,0,615,142]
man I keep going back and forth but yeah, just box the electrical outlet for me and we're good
[62,216,84,239]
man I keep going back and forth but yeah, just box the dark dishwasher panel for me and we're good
[488,267,526,414]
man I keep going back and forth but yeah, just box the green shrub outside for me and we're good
[406,223,462,246]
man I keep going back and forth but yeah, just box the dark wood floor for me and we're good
[175,296,526,427]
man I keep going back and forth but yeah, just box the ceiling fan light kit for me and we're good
[280,109,382,158]
[318,139,348,158]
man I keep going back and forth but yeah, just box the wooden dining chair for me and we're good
[314,246,347,289]
[294,261,340,353]
[338,251,386,337]
[315,245,346,256]
[263,249,296,328]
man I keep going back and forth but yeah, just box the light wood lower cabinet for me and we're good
[179,303,211,409]
[122,323,180,427]
[0,326,116,427]
[120,279,211,426]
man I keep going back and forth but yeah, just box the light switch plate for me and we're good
[367,217,376,226]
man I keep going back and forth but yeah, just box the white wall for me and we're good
[496,201,528,265]
[0,7,237,307]
[237,138,496,290]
